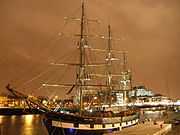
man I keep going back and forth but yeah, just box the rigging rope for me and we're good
[17,67,52,89]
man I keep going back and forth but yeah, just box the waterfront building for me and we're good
[0,95,25,108]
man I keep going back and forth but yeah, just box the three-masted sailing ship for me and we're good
[42,1,139,135]
[6,1,139,135]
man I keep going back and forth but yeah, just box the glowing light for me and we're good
[42,100,47,105]
[11,115,16,124]
[25,115,34,126]
[0,116,5,124]
[60,111,64,113]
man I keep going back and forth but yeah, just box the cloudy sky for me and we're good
[0,0,180,99]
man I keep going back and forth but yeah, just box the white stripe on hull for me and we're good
[52,119,139,130]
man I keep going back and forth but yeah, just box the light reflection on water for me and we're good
[0,115,48,135]
[24,115,34,126]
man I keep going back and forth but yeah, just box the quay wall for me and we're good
[153,124,172,135]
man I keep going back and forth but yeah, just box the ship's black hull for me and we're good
[43,111,139,135]
[43,118,116,135]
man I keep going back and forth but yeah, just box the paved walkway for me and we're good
[104,121,171,135]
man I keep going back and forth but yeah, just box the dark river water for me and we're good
[0,113,179,135]
[0,115,48,135]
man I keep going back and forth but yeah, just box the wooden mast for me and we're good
[106,25,113,107]
[79,0,86,115]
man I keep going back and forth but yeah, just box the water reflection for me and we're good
[0,115,48,135]
[24,115,34,126]
[0,115,4,124]
[11,115,16,124]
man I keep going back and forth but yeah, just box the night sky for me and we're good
[0,0,180,99]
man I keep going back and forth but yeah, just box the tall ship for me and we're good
[41,1,139,134]
[6,1,139,135]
